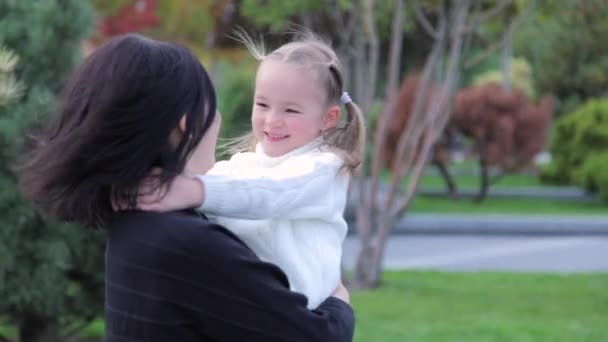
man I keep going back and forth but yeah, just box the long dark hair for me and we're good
[18,34,217,228]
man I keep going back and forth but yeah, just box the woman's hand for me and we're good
[331,282,350,304]
[137,173,205,212]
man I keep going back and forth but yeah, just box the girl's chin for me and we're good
[261,143,290,157]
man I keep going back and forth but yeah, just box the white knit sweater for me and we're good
[196,138,348,309]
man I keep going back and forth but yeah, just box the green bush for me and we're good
[214,60,256,140]
[582,153,608,202]
[472,57,535,98]
[211,59,257,160]
[540,98,608,203]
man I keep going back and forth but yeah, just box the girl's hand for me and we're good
[331,282,350,304]
[137,173,205,212]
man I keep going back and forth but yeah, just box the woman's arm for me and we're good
[177,219,355,341]
[106,211,354,342]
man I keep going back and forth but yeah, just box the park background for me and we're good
[1,0,607,341]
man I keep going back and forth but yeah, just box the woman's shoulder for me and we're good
[107,210,252,259]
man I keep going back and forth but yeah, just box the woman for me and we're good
[19,34,354,341]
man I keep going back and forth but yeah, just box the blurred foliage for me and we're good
[239,0,413,54]
[0,1,104,341]
[540,99,608,203]
[515,0,608,115]
[240,0,329,32]
[214,60,256,141]
[91,0,232,44]
[89,0,126,15]
[472,57,534,98]
[155,0,227,43]
[581,152,608,203]
[0,46,24,106]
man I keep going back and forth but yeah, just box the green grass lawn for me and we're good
[409,195,608,215]
[5,271,606,342]
[387,162,546,189]
[352,271,608,342]
[379,168,608,215]
[417,172,545,188]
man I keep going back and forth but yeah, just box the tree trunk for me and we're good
[501,27,512,91]
[435,160,457,196]
[352,238,383,289]
[352,217,393,289]
[476,152,490,203]
[362,0,379,113]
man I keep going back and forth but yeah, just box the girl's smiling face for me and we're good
[251,59,338,157]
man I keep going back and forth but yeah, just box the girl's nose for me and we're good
[265,111,283,128]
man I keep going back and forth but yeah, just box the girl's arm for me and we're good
[136,158,234,212]
[197,158,347,220]
[137,154,348,220]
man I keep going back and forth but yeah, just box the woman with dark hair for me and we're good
[19,34,354,341]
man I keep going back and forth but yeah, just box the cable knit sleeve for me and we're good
[206,159,232,175]
[195,153,348,220]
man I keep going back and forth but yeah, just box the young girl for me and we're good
[140,33,365,309]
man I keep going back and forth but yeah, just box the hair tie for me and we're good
[340,92,352,104]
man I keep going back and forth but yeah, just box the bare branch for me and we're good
[412,0,438,40]
[389,0,471,211]
[327,0,344,29]
[370,0,405,201]
[352,7,367,107]
[327,0,357,50]
[475,0,512,24]
[388,13,447,199]
[343,11,359,48]
[362,0,380,111]
[391,126,433,217]
[465,0,533,69]
[464,40,501,68]
[385,0,405,94]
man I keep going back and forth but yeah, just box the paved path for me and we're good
[342,235,608,272]
[345,214,608,235]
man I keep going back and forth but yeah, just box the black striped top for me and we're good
[105,210,355,341]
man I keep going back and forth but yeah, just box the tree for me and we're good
[353,0,523,288]
[0,2,104,342]
[515,0,608,115]
[384,79,554,202]
[448,82,554,201]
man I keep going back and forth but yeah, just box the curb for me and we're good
[417,186,601,202]
[352,181,601,202]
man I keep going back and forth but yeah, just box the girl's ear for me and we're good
[323,105,341,130]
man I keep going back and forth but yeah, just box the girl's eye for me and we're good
[286,108,300,114]
[256,102,268,108]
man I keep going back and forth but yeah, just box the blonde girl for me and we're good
[140,32,365,309]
